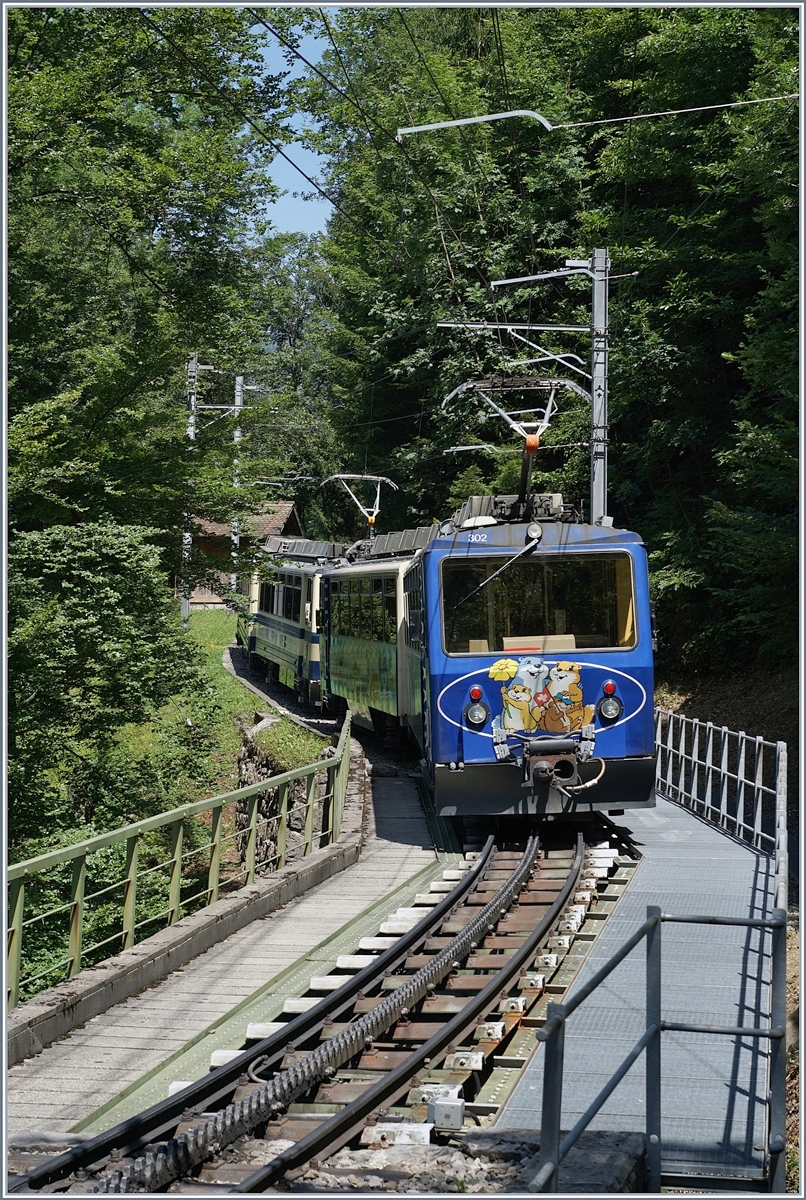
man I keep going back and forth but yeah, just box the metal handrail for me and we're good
[655,708,785,854]
[531,716,789,1193]
[6,718,352,1010]
[532,905,787,1192]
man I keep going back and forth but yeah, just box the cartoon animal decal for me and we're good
[490,657,543,733]
[501,682,540,731]
[488,656,593,735]
[547,661,596,730]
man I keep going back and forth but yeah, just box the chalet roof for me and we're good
[194,502,302,540]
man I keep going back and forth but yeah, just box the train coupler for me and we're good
[521,726,598,795]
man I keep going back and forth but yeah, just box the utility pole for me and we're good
[589,248,610,526]
[398,113,613,527]
[181,357,234,622]
[181,355,198,625]
[489,249,611,524]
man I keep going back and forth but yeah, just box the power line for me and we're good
[316,7,413,259]
[396,10,492,189]
[134,9,393,257]
[489,9,537,328]
[248,8,499,299]
[250,7,533,402]
[554,93,798,130]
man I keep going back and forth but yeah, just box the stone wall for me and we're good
[235,714,335,871]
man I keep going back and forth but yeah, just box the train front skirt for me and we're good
[432,754,656,816]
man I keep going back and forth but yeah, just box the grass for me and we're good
[253,720,327,772]
[186,609,325,789]
[112,609,326,812]
[187,609,253,793]
[11,610,334,1003]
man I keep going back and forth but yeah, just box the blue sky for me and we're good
[260,28,333,237]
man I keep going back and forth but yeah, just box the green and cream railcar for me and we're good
[320,557,422,738]
[236,537,344,707]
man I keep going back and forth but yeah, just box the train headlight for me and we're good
[464,701,490,728]
[597,695,623,722]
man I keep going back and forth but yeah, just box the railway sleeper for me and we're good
[20,832,640,1194]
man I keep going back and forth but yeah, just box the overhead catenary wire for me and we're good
[248,8,494,295]
[248,5,544,384]
[397,13,507,357]
[316,7,412,257]
[488,8,537,346]
[552,92,798,130]
[248,9,529,423]
[396,9,493,190]
[490,8,535,262]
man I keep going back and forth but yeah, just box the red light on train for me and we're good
[603,680,617,695]
[469,685,483,701]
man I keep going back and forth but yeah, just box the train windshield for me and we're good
[441,552,636,654]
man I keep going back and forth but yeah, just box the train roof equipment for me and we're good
[261,535,347,564]
[321,474,399,543]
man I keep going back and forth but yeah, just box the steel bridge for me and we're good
[6,709,790,1193]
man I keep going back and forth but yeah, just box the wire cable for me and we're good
[554,92,798,130]
[259,10,524,399]
[249,8,502,302]
[134,9,394,258]
[396,10,493,189]
[316,7,412,258]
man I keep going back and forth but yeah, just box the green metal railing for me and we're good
[7,718,352,1011]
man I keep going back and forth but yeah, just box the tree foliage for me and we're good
[7,7,798,859]
[6,8,342,843]
[7,525,205,843]
[292,6,797,669]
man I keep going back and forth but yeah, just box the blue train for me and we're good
[238,491,656,819]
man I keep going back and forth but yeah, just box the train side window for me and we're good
[372,578,384,641]
[408,588,422,649]
[349,580,361,639]
[328,581,339,634]
[358,578,371,640]
[259,578,276,614]
[384,579,396,644]
[293,577,302,624]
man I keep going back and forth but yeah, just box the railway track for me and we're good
[9,827,638,1196]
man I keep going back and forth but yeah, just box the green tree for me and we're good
[292,6,797,666]
[7,6,293,544]
[7,525,203,844]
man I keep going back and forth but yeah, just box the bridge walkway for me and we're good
[6,771,437,1139]
[7,788,779,1187]
[498,793,777,1184]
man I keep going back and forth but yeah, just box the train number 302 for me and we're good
[466,532,489,543]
